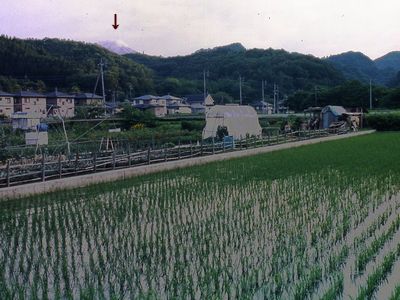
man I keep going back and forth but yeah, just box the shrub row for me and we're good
[365,113,400,131]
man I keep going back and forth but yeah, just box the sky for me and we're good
[1,0,400,59]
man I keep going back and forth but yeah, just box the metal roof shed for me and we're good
[321,105,347,128]
[202,105,262,140]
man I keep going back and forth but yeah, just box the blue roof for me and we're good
[161,95,182,100]
[46,91,74,98]
[14,91,45,97]
[74,93,103,99]
[134,95,160,101]
[0,90,13,96]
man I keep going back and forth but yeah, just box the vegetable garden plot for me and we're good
[1,133,400,299]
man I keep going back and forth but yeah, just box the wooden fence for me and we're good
[0,129,329,188]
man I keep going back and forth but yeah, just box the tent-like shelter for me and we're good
[202,105,262,139]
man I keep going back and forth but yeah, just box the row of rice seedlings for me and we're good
[356,214,400,274]
[356,243,400,300]
[390,285,400,300]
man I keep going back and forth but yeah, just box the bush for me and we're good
[181,120,204,132]
[365,113,400,131]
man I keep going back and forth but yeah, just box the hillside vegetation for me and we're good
[0,36,154,99]
[326,51,400,86]
[126,43,345,103]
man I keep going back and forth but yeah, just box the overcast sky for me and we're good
[1,0,399,59]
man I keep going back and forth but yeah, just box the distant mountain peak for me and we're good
[375,51,400,71]
[195,43,246,54]
[97,40,137,55]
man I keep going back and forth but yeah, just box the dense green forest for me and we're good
[125,43,345,103]
[1,36,400,111]
[287,80,400,111]
[0,36,154,99]
[326,51,400,86]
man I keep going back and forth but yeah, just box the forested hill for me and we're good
[326,51,400,86]
[125,43,345,103]
[0,36,154,99]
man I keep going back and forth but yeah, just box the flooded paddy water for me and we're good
[1,133,400,299]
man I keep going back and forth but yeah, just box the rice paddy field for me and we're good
[1,132,400,299]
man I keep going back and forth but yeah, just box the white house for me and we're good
[46,90,75,118]
[0,91,14,118]
[133,95,167,117]
[13,91,47,118]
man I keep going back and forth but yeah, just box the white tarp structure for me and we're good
[202,105,262,139]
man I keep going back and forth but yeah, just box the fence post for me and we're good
[41,152,45,182]
[128,145,132,167]
[190,141,193,157]
[240,138,242,150]
[58,154,62,178]
[147,147,151,165]
[201,140,203,156]
[112,151,116,169]
[222,138,225,152]
[93,152,97,173]
[276,130,279,144]
[246,136,248,149]
[178,140,181,159]
[268,132,270,145]
[212,138,215,154]
[75,152,79,175]
[164,146,168,162]
[6,160,10,187]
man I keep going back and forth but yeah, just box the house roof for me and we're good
[14,91,45,97]
[161,95,182,101]
[11,112,42,119]
[134,95,160,101]
[190,103,205,109]
[46,91,74,98]
[185,94,206,103]
[250,101,273,107]
[74,93,103,100]
[0,91,13,97]
[322,105,347,116]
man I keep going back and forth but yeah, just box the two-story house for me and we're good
[74,93,103,106]
[13,91,47,118]
[0,91,14,118]
[162,95,192,114]
[133,95,167,117]
[184,94,214,114]
[46,90,75,118]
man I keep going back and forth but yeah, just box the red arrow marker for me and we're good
[112,14,119,29]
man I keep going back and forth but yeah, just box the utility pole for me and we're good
[112,90,116,115]
[239,75,243,105]
[314,86,318,107]
[273,84,279,114]
[203,69,209,100]
[203,70,206,100]
[369,79,373,110]
[262,80,266,102]
[100,58,106,115]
